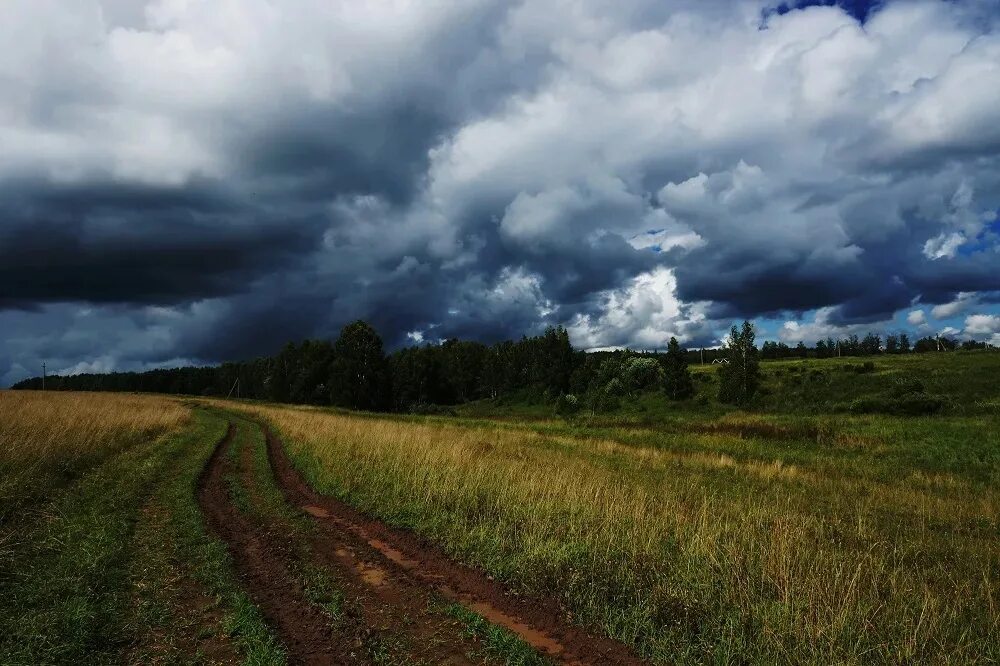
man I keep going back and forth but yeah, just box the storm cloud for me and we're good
[2,0,1000,385]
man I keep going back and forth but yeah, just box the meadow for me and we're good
[222,351,1000,664]
[1,350,997,664]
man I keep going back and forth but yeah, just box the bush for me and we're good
[623,358,664,393]
[845,371,945,416]
[554,394,581,418]
[889,377,924,398]
[409,403,458,416]
[847,393,944,416]
[589,389,620,413]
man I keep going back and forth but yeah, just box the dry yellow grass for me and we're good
[0,391,189,518]
[219,401,1000,664]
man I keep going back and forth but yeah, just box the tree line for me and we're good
[12,320,992,413]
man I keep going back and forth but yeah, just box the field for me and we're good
[1,351,998,664]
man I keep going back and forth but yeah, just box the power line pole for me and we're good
[42,362,46,390]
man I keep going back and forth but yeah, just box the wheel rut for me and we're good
[262,424,645,666]
[197,423,356,665]
[198,418,644,665]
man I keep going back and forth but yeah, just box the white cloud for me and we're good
[907,309,928,326]
[567,266,712,350]
[3,0,1000,375]
[778,307,897,345]
[923,232,967,260]
[931,291,978,318]
[939,325,961,338]
[964,313,1000,336]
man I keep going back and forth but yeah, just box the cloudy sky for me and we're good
[2,0,1000,385]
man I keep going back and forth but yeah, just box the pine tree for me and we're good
[663,337,694,400]
[718,320,760,406]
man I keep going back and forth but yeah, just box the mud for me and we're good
[264,425,645,666]
[201,422,492,665]
[197,424,359,665]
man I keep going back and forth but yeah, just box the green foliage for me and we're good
[329,320,390,411]
[605,376,625,397]
[588,387,621,413]
[848,374,946,415]
[663,337,694,401]
[718,321,760,406]
[554,393,581,418]
[622,357,665,393]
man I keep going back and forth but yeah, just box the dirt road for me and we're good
[198,416,644,665]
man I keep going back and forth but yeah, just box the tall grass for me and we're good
[0,391,189,519]
[227,402,1000,664]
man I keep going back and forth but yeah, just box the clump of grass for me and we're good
[443,602,552,665]
[220,400,1000,664]
[0,391,188,520]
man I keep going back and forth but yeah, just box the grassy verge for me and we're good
[0,391,188,523]
[0,402,283,665]
[131,410,285,664]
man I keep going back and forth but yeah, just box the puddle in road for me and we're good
[302,505,330,518]
[461,595,568,658]
[358,563,388,587]
[368,537,420,570]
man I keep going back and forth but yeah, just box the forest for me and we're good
[12,320,995,414]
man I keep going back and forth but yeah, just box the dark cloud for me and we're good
[2,0,1000,384]
[0,179,321,307]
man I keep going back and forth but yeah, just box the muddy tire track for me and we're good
[232,422,484,665]
[262,425,646,666]
[197,424,361,665]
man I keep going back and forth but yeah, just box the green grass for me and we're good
[0,406,284,665]
[224,351,1000,664]
[457,350,1000,420]
[139,410,285,665]
[442,602,553,666]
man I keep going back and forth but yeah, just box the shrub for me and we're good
[848,393,944,416]
[554,394,581,418]
[889,377,924,398]
[623,358,665,393]
[589,389,620,413]
[409,403,458,416]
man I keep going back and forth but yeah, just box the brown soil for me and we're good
[233,422,484,665]
[198,419,645,665]
[197,424,360,665]
[199,422,493,665]
[263,425,646,666]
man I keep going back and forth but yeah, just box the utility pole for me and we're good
[700,348,704,364]
[42,362,46,390]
